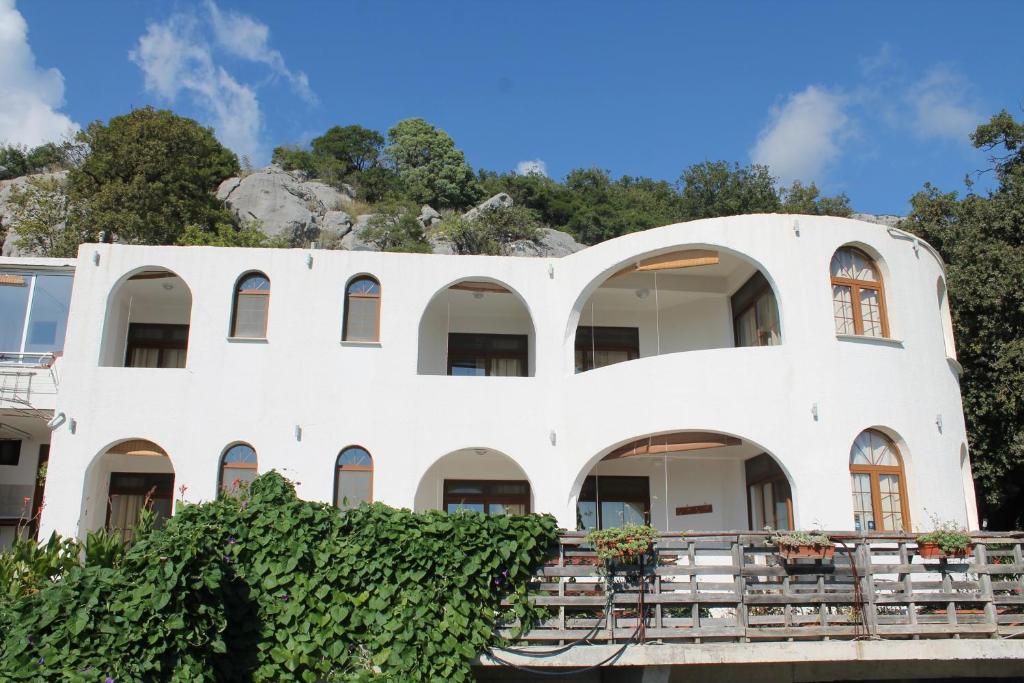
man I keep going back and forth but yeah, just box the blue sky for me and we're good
[4,1,1022,214]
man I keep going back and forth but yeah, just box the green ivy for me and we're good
[0,473,558,681]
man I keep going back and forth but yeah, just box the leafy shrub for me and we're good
[585,523,658,563]
[0,472,557,682]
[435,205,542,255]
[362,201,431,253]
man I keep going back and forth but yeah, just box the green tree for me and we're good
[0,144,28,179]
[68,107,239,246]
[902,109,1024,529]
[386,118,478,208]
[677,160,781,218]
[437,204,542,255]
[780,180,853,216]
[7,175,91,257]
[270,144,316,174]
[177,222,288,248]
[361,200,432,253]
[311,124,385,176]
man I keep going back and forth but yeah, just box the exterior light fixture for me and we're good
[68,418,77,434]
[162,282,174,291]
[936,414,943,432]
[811,403,819,421]
[294,425,302,441]
[92,251,100,265]
[548,263,555,279]
[305,254,313,269]
[473,292,485,300]
[474,448,488,455]
[549,430,557,446]
[793,219,800,236]
[635,288,650,299]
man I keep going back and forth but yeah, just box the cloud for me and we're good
[131,14,263,163]
[750,86,849,185]
[859,43,893,76]
[515,159,547,176]
[0,0,79,147]
[905,66,979,142]
[204,0,315,104]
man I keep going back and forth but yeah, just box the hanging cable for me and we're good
[663,454,670,531]
[653,271,661,356]
[590,300,596,371]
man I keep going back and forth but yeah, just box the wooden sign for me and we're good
[675,504,713,516]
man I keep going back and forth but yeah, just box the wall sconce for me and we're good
[68,418,77,434]
[549,430,557,446]
[305,253,313,269]
[92,251,100,266]
[793,219,800,237]
[294,425,302,441]
[548,263,555,279]
[935,414,943,433]
[811,403,819,421]
[635,288,650,299]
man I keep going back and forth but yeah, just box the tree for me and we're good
[902,109,1024,529]
[177,222,288,248]
[68,107,239,246]
[361,200,432,253]
[311,125,384,176]
[437,204,542,255]
[7,175,91,257]
[0,144,28,179]
[386,118,478,208]
[780,180,852,216]
[677,161,781,218]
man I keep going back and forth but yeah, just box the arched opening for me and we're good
[570,431,793,532]
[572,247,780,373]
[417,278,536,377]
[81,438,175,542]
[938,277,957,359]
[849,428,909,531]
[99,267,192,367]
[414,448,532,514]
[335,445,373,508]
[830,246,889,338]
[218,442,258,498]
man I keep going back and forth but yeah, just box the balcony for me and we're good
[482,531,1024,670]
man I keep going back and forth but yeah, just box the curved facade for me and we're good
[31,214,975,539]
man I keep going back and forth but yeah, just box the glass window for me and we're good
[125,323,188,368]
[230,272,270,338]
[447,333,527,377]
[220,443,258,496]
[731,272,780,347]
[443,479,530,515]
[577,476,650,531]
[849,429,908,531]
[0,271,73,361]
[335,446,373,509]
[830,247,889,338]
[343,277,381,342]
[575,326,640,372]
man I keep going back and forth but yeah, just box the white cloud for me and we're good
[515,159,547,176]
[204,0,315,104]
[750,86,849,185]
[131,14,263,163]
[859,43,893,76]
[906,66,979,142]
[0,0,79,147]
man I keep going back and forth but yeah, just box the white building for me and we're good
[0,214,978,546]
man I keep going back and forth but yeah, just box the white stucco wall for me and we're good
[16,214,976,538]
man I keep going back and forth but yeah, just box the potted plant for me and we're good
[585,523,659,569]
[917,516,973,559]
[767,528,835,561]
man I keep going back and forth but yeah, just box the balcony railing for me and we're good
[506,531,1024,644]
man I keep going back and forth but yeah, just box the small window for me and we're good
[230,272,270,338]
[447,333,527,376]
[0,440,21,466]
[831,247,889,338]
[849,429,908,531]
[575,326,639,372]
[335,446,373,509]
[219,443,258,496]
[343,276,381,342]
[577,476,650,531]
[732,272,780,347]
[443,479,531,515]
[125,323,189,368]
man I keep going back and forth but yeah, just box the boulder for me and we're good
[462,192,513,221]
[507,228,585,258]
[418,205,442,229]
[340,214,378,251]
[0,171,69,257]
[851,213,903,229]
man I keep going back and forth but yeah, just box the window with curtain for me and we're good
[447,333,528,377]
[106,472,174,543]
[577,476,650,531]
[124,323,188,368]
[335,446,373,508]
[219,443,258,496]
[731,271,781,347]
[443,480,530,515]
[831,248,889,338]
[342,276,381,342]
[574,326,640,372]
[230,272,270,338]
[849,429,908,531]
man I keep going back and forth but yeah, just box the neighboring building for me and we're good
[0,214,978,546]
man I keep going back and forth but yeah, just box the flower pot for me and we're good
[777,543,835,561]
[917,541,973,559]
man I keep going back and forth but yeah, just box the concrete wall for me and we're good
[14,214,975,538]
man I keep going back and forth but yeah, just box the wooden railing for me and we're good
[506,531,1024,644]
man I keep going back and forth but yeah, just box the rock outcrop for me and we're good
[852,213,903,229]
[216,165,354,244]
[0,171,69,257]
[462,192,513,221]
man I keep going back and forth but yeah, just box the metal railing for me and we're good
[505,531,1024,644]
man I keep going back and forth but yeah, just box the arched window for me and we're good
[335,446,373,508]
[849,429,908,531]
[342,276,381,342]
[831,247,888,338]
[219,443,258,496]
[230,272,270,338]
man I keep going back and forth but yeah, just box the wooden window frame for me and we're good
[230,272,270,338]
[831,248,890,338]
[342,276,381,342]
[849,432,910,532]
[442,479,531,514]
[446,333,528,377]
[334,446,374,508]
[124,322,189,368]
[577,475,651,529]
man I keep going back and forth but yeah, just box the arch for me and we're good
[413,447,534,514]
[99,266,193,367]
[848,428,909,531]
[80,437,176,542]
[568,429,796,532]
[229,271,270,339]
[342,274,381,342]
[218,442,258,497]
[416,277,537,377]
[937,277,957,359]
[830,245,890,338]
[334,445,373,508]
[566,243,783,375]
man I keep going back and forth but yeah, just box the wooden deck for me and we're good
[505,531,1024,644]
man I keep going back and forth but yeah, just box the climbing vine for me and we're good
[0,473,558,681]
